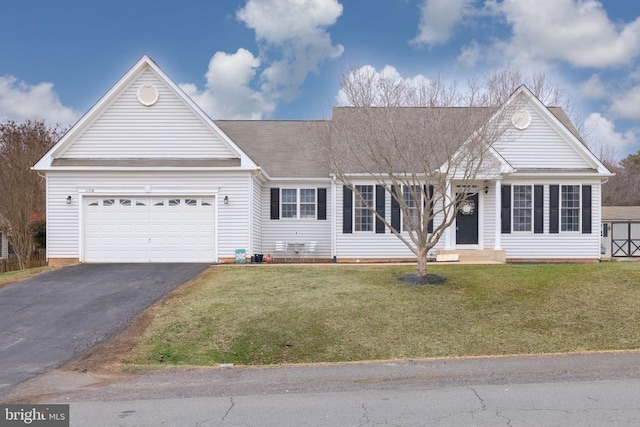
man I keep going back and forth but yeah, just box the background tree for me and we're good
[602,150,640,205]
[0,120,62,269]
[319,67,535,279]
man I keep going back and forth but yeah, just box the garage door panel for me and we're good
[84,196,216,262]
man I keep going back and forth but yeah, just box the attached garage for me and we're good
[84,196,216,262]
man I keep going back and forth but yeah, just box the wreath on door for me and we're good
[458,200,475,215]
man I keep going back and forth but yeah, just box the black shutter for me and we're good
[426,185,434,233]
[534,185,544,234]
[317,188,327,220]
[270,188,280,220]
[375,185,385,233]
[391,185,401,232]
[582,185,592,234]
[501,185,511,234]
[343,186,353,233]
[549,185,559,233]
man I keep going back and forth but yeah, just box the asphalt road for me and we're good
[5,350,640,425]
[0,263,210,397]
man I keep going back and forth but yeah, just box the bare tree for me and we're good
[602,151,640,206]
[320,68,519,278]
[0,120,62,269]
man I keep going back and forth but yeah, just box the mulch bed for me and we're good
[399,273,447,286]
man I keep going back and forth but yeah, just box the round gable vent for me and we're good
[136,84,159,106]
[511,109,531,130]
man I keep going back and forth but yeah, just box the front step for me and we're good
[435,249,506,263]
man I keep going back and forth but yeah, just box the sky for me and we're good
[1,0,640,159]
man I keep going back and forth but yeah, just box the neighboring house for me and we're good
[601,206,640,259]
[33,56,613,265]
[0,227,6,260]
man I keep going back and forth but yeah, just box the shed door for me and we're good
[611,222,640,257]
[84,196,215,262]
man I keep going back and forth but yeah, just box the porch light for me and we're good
[224,195,229,204]
[484,185,489,194]
[66,195,72,204]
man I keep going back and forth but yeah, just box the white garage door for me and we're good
[84,196,215,262]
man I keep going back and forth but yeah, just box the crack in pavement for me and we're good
[468,386,486,410]
[221,396,235,423]
[358,403,370,426]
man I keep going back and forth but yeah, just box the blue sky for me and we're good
[1,0,640,158]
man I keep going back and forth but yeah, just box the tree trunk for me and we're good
[416,250,428,277]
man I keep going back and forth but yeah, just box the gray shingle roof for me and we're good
[215,120,330,178]
[602,206,640,221]
[216,106,586,179]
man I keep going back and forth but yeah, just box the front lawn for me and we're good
[0,266,50,288]
[124,262,640,366]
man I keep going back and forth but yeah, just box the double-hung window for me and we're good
[281,188,317,219]
[281,189,298,218]
[513,185,532,232]
[354,185,373,231]
[402,185,421,231]
[561,185,580,231]
[299,189,316,219]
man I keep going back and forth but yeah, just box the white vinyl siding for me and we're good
[0,231,6,259]
[336,180,445,259]
[45,170,253,262]
[500,179,602,259]
[251,178,263,259]
[60,69,238,160]
[494,103,593,170]
[261,181,332,259]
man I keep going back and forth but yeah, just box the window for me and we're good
[102,199,115,207]
[402,185,421,231]
[300,189,316,219]
[185,199,197,206]
[280,189,317,219]
[119,199,131,206]
[168,199,181,206]
[281,189,297,218]
[513,185,532,232]
[355,185,373,231]
[561,185,580,231]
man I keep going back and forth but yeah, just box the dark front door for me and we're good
[456,193,479,245]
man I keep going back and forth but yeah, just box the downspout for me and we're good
[331,174,337,261]
[494,179,502,250]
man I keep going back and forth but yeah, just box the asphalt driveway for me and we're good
[0,263,210,397]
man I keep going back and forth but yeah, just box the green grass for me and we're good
[124,262,640,366]
[0,266,50,288]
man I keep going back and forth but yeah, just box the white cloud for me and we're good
[585,112,638,157]
[336,65,431,106]
[610,86,640,120]
[412,0,471,46]
[0,75,79,126]
[179,49,275,120]
[237,0,344,99]
[182,0,344,119]
[457,40,483,67]
[495,0,640,68]
[579,74,609,100]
